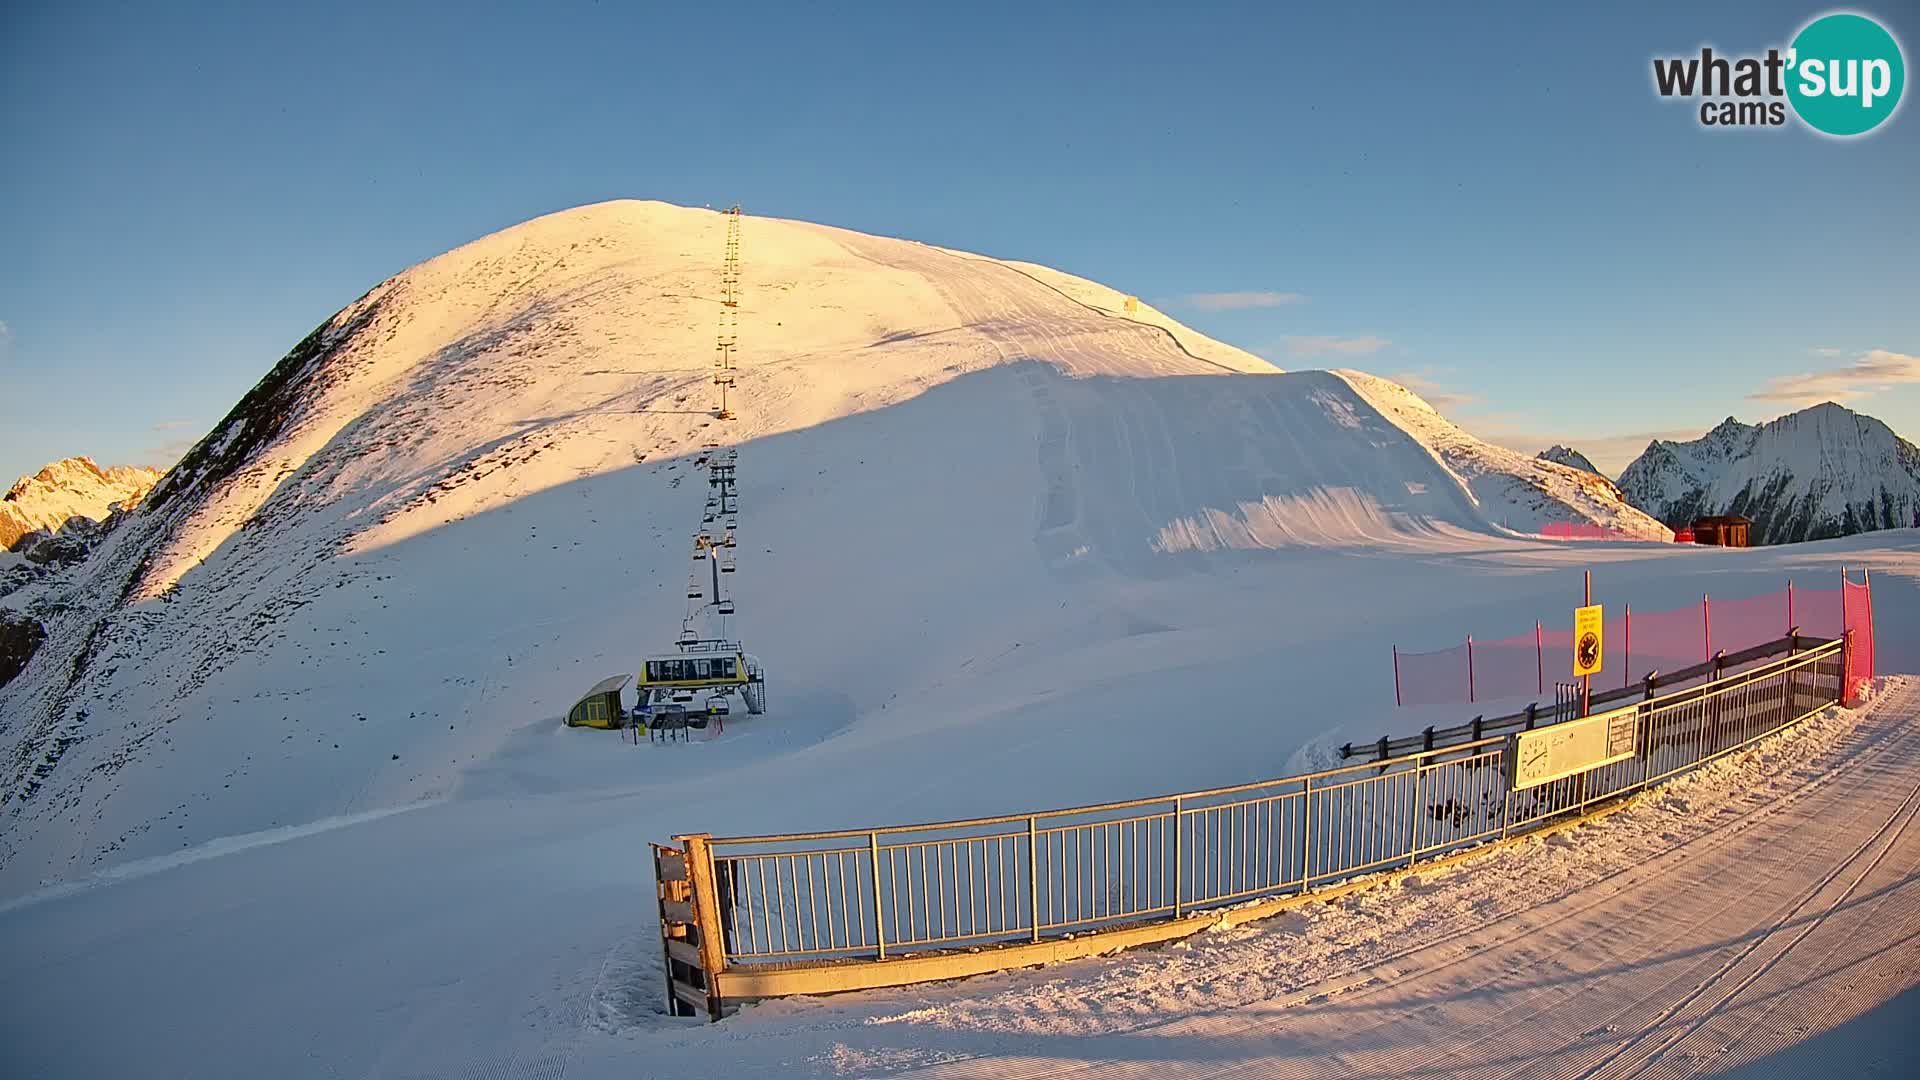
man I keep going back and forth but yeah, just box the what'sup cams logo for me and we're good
[1652,10,1905,136]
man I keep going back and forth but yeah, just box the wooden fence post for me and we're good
[681,833,728,1021]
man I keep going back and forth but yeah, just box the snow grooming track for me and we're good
[606,679,1920,1079]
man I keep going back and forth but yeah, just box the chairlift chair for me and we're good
[686,586,702,599]
[717,599,735,615]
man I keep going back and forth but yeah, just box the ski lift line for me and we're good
[644,204,764,732]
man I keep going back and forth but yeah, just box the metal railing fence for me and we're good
[680,637,1847,974]
[1356,631,1825,763]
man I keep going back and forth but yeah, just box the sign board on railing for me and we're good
[1509,704,1637,789]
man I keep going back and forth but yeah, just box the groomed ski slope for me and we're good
[1,533,1916,1079]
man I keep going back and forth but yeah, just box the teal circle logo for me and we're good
[1787,12,1905,136]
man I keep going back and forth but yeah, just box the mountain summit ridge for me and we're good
[1617,401,1920,543]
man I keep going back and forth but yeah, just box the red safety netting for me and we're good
[1844,575,1875,702]
[1539,617,1626,689]
[1392,579,1863,707]
[1796,585,1845,640]
[1709,591,1793,656]
[1470,630,1548,701]
[1540,523,1634,541]
[1393,641,1470,706]
[1616,603,1707,683]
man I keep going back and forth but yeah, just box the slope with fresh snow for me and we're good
[1336,370,1670,539]
[0,200,1682,890]
[0,432,1911,1080]
[1619,403,1920,543]
[0,457,160,551]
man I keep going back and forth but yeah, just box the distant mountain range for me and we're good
[1617,402,1920,545]
[2,457,159,554]
[1537,445,1601,476]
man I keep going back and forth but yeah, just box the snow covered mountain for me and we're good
[0,200,1667,888]
[1617,403,1920,544]
[1,457,160,552]
[1537,444,1601,476]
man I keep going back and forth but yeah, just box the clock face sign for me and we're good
[1578,631,1601,671]
[1573,604,1604,676]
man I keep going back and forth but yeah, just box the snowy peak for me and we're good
[1617,401,1920,543]
[127,199,1283,601]
[2,456,161,551]
[1536,445,1601,476]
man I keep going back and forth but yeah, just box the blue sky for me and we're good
[2,1,1915,482]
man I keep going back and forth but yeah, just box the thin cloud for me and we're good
[1749,348,1920,405]
[1388,370,1478,411]
[0,320,12,363]
[140,420,202,468]
[1284,334,1389,358]
[140,437,197,469]
[1180,291,1307,311]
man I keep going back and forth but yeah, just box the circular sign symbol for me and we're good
[1577,632,1601,670]
[1787,12,1906,136]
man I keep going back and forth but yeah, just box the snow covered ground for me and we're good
[1,531,1915,1079]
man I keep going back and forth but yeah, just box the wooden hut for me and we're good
[1688,515,1752,547]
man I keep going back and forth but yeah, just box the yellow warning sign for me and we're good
[1573,603,1604,677]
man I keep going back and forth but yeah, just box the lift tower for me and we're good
[713,206,742,421]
